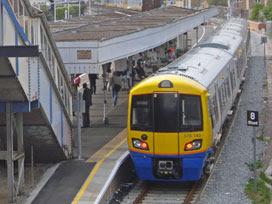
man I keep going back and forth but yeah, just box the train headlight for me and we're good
[132,138,149,150]
[185,139,202,151]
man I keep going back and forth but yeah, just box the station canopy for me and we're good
[49,5,217,74]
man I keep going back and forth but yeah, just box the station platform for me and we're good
[22,21,209,204]
[24,75,131,204]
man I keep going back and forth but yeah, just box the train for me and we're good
[127,18,250,181]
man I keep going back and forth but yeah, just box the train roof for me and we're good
[131,74,207,95]
[157,18,247,88]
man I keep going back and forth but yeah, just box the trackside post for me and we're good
[247,110,259,194]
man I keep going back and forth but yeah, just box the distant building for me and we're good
[103,0,208,11]
[228,0,268,10]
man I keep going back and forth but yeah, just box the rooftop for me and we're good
[49,5,202,42]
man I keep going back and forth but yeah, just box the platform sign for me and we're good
[247,110,259,194]
[247,111,259,126]
[261,36,267,44]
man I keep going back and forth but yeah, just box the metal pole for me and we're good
[7,103,14,203]
[102,64,109,124]
[77,91,82,159]
[264,42,266,61]
[185,32,188,52]
[89,0,91,15]
[54,2,56,22]
[78,0,80,17]
[68,0,70,19]
[253,126,257,194]
[31,146,34,187]
[196,27,199,45]
[16,112,24,195]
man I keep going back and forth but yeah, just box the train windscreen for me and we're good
[131,94,153,131]
[154,93,178,132]
[130,94,203,132]
[179,95,203,132]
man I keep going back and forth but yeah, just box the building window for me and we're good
[254,0,261,2]
[235,0,242,2]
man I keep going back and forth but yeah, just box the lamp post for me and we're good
[79,0,81,17]
[54,1,56,22]
[67,0,70,19]
[89,0,91,15]
[261,36,267,67]
[102,63,110,124]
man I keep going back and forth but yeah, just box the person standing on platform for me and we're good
[131,59,136,87]
[82,83,93,127]
[88,74,97,95]
[110,72,122,106]
[124,67,131,90]
[73,74,81,91]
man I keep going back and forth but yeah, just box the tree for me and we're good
[263,3,272,21]
[249,3,264,21]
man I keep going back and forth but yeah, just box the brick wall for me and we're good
[249,20,266,31]
[229,0,266,10]
[191,0,201,8]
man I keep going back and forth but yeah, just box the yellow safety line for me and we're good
[72,138,127,204]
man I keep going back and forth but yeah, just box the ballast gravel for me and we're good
[199,32,267,204]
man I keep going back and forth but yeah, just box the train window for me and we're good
[230,70,235,90]
[212,95,218,124]
[154,93,178,132]
[179,95,202,132]
[218,89,223,112]
[226,79,230,98]
[131,95,153,131]
[208,99,214,128]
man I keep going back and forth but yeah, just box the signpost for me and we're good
[261,36,267,61]
[247,110,259,194]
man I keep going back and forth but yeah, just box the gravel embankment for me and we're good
[199,32,267,204]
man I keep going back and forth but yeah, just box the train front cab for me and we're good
[127,78,213,181]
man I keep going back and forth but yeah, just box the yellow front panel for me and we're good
[154,133,178,155]
[178,94,213,154]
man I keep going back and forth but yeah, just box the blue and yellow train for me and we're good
[127,18,250,181]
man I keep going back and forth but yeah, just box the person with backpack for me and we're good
[82,83,93,127]
[109,72,122,107]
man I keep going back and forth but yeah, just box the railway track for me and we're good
[119,180,202,204]
[108,88,242,204]
[109,95,241,204]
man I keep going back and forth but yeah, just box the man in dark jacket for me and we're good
[82,83,93,127]
[88,74,97,95]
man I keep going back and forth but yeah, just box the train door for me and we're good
[153,92,179,155]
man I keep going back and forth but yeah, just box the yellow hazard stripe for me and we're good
[72,138,127,204]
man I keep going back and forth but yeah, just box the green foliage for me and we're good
[64,5,79,17]
[260,171,272,185]
[263,3,272,21]
[245,179,271,204]
[40,5,52,21]
[56,7,67,20]
[207,0,227,6]
[247,160,263,171]
[250,3,264,21]
[258,134,266,141]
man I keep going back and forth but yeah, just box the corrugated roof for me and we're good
[49,5,200,42]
